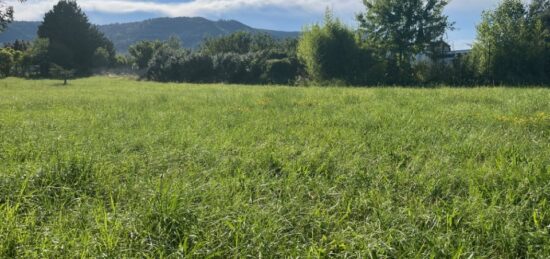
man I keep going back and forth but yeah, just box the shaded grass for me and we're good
[1,77,549,257]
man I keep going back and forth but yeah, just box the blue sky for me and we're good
[9,0,501,50]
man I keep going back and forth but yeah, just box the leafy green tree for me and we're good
[529,0,550,78]
[211,53,249,83]
[530,0,550,32]
[261,58,299,84]
[25,38,50,76]
[146,45,187,82]
[37,0,115,74]
[0,47,26,77]
[113,54,131,68]
[140,32,298,84]
[92,47,111,68]
[165,35,183,50]
[358,0,453,83]
[175,53,215,83]
[0,48,14,76]
[297,11,366,84]
[146,46,215,83]
[201,32,277,55]
[128,40,164,70]
[0,0,25,32]
[3,39,30,51]
[469,0,548,84]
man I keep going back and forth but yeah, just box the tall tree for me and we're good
[298,11,374,84]
[529,0,550,40]
[469,0,548,84]
[0,0,25,32]
[357,0,453,83]
[37,0,115,74]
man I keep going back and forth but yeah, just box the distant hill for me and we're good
[0,17,299,53]
[0,21,40,43]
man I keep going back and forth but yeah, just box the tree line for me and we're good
[0,0,116,81]
[128,33,301,84]
[0,0,549,86]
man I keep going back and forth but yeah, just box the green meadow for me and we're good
[1,77,549,257]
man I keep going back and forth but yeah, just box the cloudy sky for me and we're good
[7,0,501,50]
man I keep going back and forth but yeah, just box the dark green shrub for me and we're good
[212,53,248,83]
[146,48,214,83]
[262,58,299,84]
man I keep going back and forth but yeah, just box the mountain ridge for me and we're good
[0,17,300,52]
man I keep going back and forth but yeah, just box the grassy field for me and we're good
[1,77,549,257]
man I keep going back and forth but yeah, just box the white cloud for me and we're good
[7,0,363,21]
[8,0,506,21]
[6,0,503,50]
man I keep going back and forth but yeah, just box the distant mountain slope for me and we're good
[0,21,40,42]
[0,17,299,53]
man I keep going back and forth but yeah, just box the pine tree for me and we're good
[37,0,115,74]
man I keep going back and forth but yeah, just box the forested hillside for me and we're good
[0,17,299,52]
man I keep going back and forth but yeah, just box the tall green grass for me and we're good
[1,77,549,257]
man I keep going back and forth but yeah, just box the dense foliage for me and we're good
[298,13,362,84]
[468,0,549,84]
[0,39,47,77]
[0,1,114,78]
[129,33,301,84]
[357,0,454,84]
[37,0,115,75]
[126,1,548,86]
[128,40,164,70]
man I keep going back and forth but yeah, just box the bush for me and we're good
[211,53,249,83]
[177,53,215,83]
[201,32,277,55]
[146,47,187,82]
[145,49,301,85]
[128,40,164,70]
[298,12,374,85]
[146,47,214,83]
[0,48,14,77]
[468,0,549,85]
[262,58,299,84]
[92,47,111,69]
[114,55,131,68]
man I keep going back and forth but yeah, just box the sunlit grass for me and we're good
[1,77,549,257]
